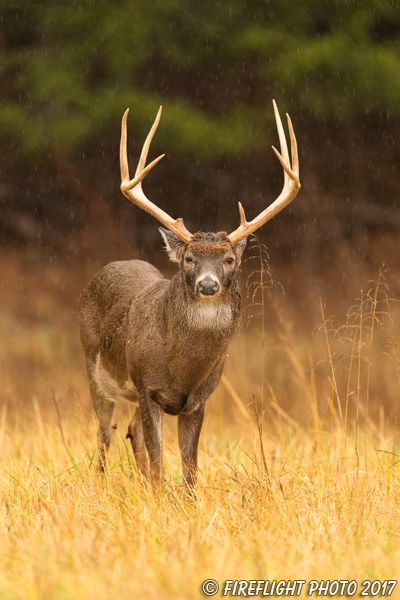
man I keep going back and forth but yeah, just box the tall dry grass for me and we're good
[1,249,400,599]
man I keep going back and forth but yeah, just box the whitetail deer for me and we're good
[79,101,300,488]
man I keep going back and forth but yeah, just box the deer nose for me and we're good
[197,277,220,296]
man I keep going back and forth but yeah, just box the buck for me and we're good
[79,101,300,488]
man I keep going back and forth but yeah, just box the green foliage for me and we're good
[1,0,399,159]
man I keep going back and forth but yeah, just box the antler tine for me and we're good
[228,100,301,246]
[135,106,163,178]
[287,113,299,177]
[271,145,297,181]
[119,107,193,244]
[270,112,299,181]
[121,108,165,191]
[120,108,130,182]
[273,99,290,187]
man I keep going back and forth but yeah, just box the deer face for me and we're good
[159,229,246,301]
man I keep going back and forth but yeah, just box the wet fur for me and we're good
[79,231,246,487]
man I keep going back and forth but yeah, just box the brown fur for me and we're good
[79,230,246,488]
[187,231,232,256]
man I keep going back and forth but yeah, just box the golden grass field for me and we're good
[1,246,400,599]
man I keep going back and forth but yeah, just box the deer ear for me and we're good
[233,237,247,262]
[159,228,187,263]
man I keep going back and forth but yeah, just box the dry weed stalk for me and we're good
[316,265,393,470]
[244,235,282,405]
[242,235,284,490]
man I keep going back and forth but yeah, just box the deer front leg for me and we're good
[139,392,165,488]
[126,407,148,479]
[178,405,205,488]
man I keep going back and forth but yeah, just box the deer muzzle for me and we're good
[197,277,220,296]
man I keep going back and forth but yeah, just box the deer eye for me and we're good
[225,257,234,265]
[185,256,193,263]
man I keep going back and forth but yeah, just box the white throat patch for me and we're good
[186,302,232,329]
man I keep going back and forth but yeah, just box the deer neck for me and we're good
[163,271,239,335]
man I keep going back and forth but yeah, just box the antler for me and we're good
[120,107,193,243]
[227,100,301,246]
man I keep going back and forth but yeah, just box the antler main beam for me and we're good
[120,102,300,247]
[120,107,193,243]
[227,100,301,246]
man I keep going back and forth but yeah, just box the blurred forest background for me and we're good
[1,0,399,268]
[1,0,400,421]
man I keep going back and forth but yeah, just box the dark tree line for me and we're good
[1,0,399,265]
